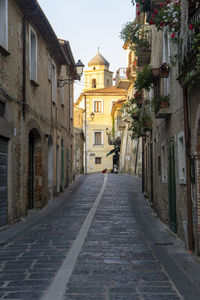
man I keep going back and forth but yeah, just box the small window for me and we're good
[94,131,103,145]
[0,0,8,50]
[93,67,96,70]
[92,79,96,88]
[29,27,37,82]
[52,62,56,102]
[93,100,103,113]
[95,157,101,164]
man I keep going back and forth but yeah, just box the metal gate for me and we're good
[168,140,177,233]
[0,136,8,227]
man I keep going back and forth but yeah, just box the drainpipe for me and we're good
[84,95,87,174]
[142,137,145,193]
[183,86,193,252]
[22,16,26,119]
[150,137,154,204]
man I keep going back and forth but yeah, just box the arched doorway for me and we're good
[48,136,54,198]
[28,128,43,209]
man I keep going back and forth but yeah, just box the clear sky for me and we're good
[38,0,135,101]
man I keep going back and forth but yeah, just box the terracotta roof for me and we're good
[88,53,109,67]
[84,86,127,95]
[75,86,127,105]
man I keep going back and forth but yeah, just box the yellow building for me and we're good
[76,52,127,173]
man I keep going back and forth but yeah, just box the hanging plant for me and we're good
[131,0,151,13]
[135,65,153,91]
[120,22,151,51]
[141,114,152,131]
[149,0,181,43]
[128,107,140,120]
[160,62,170,77]
[151,94,170,110]
[185,19,200,88]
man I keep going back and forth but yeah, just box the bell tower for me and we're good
[84,51,113,90]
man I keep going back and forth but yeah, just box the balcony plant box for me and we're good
[160,63,169,78]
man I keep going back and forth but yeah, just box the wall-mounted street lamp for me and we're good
[90,112,95,121]
[57,59,85,87]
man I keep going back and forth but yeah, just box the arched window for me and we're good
[92,79,96,88]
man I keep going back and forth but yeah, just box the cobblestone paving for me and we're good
[0,175,104,300]
[0,174,184,299]
[64,175,181,300]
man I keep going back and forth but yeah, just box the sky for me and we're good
[38,0,135,101]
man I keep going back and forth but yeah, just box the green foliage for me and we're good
[131,0,151,13]
[151,95,170,110]
[120,22,150,50]
[135,65,153,91]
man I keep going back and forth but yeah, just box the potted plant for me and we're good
[160,63,169,78]
[152,95,170,111]
[151,68,160,78]
[160,95,170,107]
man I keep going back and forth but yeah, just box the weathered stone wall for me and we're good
[149,26,188,240]
[0,0,74,226]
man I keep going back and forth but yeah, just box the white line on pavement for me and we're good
[42,174,108,300]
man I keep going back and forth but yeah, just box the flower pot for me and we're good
[160,101,169,108]
[151,68,160,77]
[160,69,169,78]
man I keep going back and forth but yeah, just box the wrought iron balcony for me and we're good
[179,5,200,75]
[115,68,131,89]
[137,25,151,67]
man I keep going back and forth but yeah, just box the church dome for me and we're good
[88,53,110,67]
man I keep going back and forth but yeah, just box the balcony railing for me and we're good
[137,25,151,67]
[179,5,200,74]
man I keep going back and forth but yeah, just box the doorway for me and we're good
[168,140,177,233]
[0,136,8,227]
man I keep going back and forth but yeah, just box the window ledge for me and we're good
[93,144,104,147]
[179,179,186,185]
[0,45,10,57]
[30,80,39,87]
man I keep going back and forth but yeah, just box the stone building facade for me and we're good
[120,1,196,253]
[0,0,77,227]
[73,105,85,176]
[115,48,142,176]
[124,0,200,255]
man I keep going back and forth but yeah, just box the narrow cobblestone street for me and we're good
[0,174,200,300]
